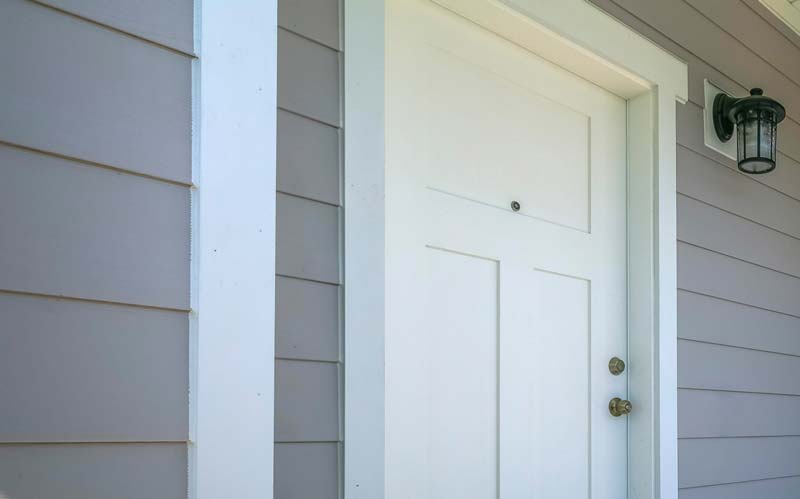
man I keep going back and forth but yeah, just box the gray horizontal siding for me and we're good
[680,437,800,488]
[275,443,339,499]
[278,0,340,50]
[277,109,341,206]
[679,290,800,356]
[0,443,187,499]
[0,0,192,183]
[275,1,342,497]
[0,293,188,442]
[678,194,800,278]
[601,0,800,130]
[276,276,340,362]
[677,145,800,240]
[34,0,194,53]
[278,27,340,127]
[679,389,800,438]
[0,0,192,496]
[684,0,800,87]
[275,359,340,442]
[680,475,800,499]
[0,145,190,310]
[590,0,800,493]
[678,242,800,317]
[276,192,340,284]
[679,339,800,395]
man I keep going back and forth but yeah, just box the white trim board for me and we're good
[343,1,386,497]
[344,1,688,498]
[191,1,277,498]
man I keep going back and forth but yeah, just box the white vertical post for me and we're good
[654,89,679,499]
[627,91,656,499]
[344,0,386,497]
[192,1,278,498]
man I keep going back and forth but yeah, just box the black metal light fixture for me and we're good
[713,88,786,174]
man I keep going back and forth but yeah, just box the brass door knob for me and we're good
[609,397,632,417]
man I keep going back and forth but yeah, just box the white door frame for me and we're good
[344,1,688,498]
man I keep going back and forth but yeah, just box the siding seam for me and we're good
[677,191,800,245]
[678,288,800,320]
[275,273,340,287]
[29,0,196,58]
[275,357,340,365]
[0,441,185,446]
[678,473,800,490]
[679,387,800,399]
[678,337,800,360]
[680,435,800,440]
[277,24,341,52]
[678,239,800,281]
[0,140,193,188]
[277,189,341,208]
[278,106,342,130]
[276,441,340,446]
[0,289,191,313]
[678,386,800,397]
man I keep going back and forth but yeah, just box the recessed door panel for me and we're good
[424,247,498,499]
[420,46,591,231]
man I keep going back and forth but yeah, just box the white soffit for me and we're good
[761,0,800,36]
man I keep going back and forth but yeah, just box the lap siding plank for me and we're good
[0,0,191,183]
[275,2,344,498]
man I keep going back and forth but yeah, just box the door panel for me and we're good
[386,1,629,498]
[425,247,498,499]
[421,46,591,231]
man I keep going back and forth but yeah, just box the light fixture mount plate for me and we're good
[712,93,736,142]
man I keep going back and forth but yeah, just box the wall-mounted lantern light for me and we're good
[713,88,786,174]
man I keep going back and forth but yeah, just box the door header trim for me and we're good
[433,0,687,102]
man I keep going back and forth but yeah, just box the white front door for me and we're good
[385,1,629,498]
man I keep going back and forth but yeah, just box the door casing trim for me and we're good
[344,1,688,497]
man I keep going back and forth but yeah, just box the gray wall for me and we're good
[589,0,800,497]
[275,0,342,498]
[0,0,192,497]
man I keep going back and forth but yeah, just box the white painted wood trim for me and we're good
[343,0,386,497]
[627,92,657,499]
[191,1,277,498]
[344,1,687,498]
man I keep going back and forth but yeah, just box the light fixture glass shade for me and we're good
[735,107,779,174]
[713,88,786,175]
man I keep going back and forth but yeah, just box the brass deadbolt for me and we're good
[608,357,626,375]
[609,397,632,417]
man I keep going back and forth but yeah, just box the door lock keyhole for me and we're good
[608,357,625,375]
[511,200,521,212]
